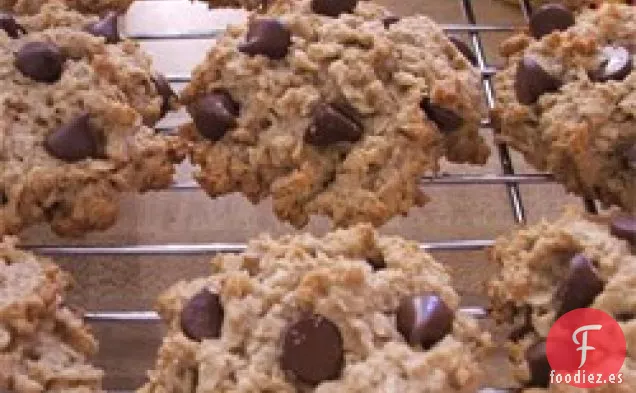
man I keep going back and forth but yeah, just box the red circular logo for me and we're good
[546,308,626,388]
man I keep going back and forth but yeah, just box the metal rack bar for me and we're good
[165,65,501,84]
[461,0,527,225]
[24,239,495,256]
[124,23,519,41]
[84,307,490,323]
[162,173,555,192]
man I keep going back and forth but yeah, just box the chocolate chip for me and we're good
[366,255,386,271]
[189,90,239,142]
[590,46,632,82]
[615,313,635,322]
[421,98,463,132]
[396,294,454,349]
[180,289,224,341]
[44,113,100,162]
[281,314,344,385]
[0,13,26,38]
[382,16,400,29]
[556,253,604,317]
[85,12,120,44]
[305,102,363,146]
[15,41,64,83]
[515,56,561,104]
[529,4,574,39]
[238,19,291,60]
[0,191,7,205]
[310,0,358,17]
[152,73,176,118]
[611,216,636,245]
[526,340,551,388]
[448,35,477,66]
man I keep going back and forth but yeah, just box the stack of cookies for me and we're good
[0,0,634,392]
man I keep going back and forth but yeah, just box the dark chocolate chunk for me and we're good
[515,56,561,104]
[421,98,463,132]
[85,11,120,44]
[0,13,26,38]
[590,46,632,82]
[310,0,358,17]
[396,294,454,349]
[180,289,224,341]
[281,314,344,385]
[152,73,176,118]
[526,340,551,388]
[529,4,574,39]
[238,18,291,60]
[556,253,604,317]
[44,113,100,162]
[382,16,400,29]
[615,312,635,322]
[448,35,478,66]
[611,216,636,246]
[305,102,363,146]
[189,90,239,142]
[15,41,64,83]
[366,255,386,271]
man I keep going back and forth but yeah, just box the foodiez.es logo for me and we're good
[573,324,602,369]
[546,308,626,388]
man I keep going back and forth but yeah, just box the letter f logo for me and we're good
[573,324,602,368]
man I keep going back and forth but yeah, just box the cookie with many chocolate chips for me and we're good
[0,0,134,14]
[139,224,490,393]
[488,208,636,391]
[493,3,636,214]
[0,237,104,392]
[180,0,489,229]
[0,5,185,236]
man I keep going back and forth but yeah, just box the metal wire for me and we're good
[124,23,519,40]
[84,307,490,323]
[26,239,495,256]
[46,1,603,390]
[461,0,527,225]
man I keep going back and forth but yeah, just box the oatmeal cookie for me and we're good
[493,3,636,213]
[0,10,185,237]
[0,0,134,15]
[488,208,636,391]
[5,1,178,125]
[180,0,489,229]
[0,237,104,393]
[139,224,490,393]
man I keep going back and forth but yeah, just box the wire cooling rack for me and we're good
[21,0,601,391]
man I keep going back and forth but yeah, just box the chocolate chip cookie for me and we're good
[493,3,636,214]
[7,1,178,125]
[0,236,104,392]
[0,8,185,236]
[139,224,490,393]
[488,208,636,390]
[0,0,134,15]
[180,0,490,229]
